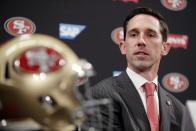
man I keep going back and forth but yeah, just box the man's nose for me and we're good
[137,34,146,47]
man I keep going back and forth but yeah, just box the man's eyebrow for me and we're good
[127,28,138,34]
[146,28,159,33]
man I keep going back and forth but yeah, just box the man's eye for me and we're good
[148,33,156,37]
[130,33,137,37]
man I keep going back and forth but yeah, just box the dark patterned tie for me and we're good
[144,82,159,131]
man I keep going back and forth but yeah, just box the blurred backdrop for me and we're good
[0,0,196,103]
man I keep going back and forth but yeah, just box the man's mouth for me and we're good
[134,51,149,56]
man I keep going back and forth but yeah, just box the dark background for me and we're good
[0,0,196,104]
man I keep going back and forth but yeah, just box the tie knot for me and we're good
[143,82,155,96]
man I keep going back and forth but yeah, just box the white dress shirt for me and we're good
[126,67,159,116]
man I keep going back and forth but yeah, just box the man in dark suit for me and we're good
[88,7,195,131]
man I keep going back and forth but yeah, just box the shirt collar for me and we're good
[126,67,158,90]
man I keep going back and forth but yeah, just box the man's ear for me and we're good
[161,42,171,56]
[119,40,126,55]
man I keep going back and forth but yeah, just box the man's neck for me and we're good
[127,66,158,81]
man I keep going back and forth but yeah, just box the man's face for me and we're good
[120,14,170,72]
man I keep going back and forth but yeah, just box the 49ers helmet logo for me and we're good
[162,72,189,93]
[14,47,64,73]
[4,17,36,36]
[161,0,187,11]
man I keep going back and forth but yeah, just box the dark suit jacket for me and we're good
[89,71,194,131]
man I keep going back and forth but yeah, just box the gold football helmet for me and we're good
[0,34,94,131]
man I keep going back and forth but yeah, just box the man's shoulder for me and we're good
[89,76,118,98]
[92,71,127,88]
[93,77,115,88]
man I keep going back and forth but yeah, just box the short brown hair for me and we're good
[123,7,169,42]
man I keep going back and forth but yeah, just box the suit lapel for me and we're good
[115,72,151,131]
[158,85,172,131]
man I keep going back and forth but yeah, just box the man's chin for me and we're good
[133,63,151,72]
